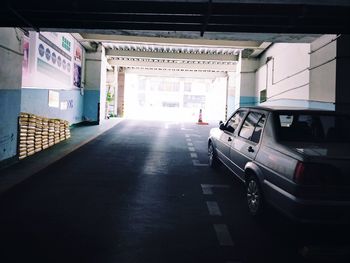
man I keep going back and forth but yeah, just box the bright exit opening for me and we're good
[124,73,227,122]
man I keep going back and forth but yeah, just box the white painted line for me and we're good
[186,138,192,142]
[185,134,190,138]
[201,185,213,195]
[189,134,201,138]
[187,142,193,146]
[214,224,234,246]
[192,159,209,166]
[165,124,169,129]
[190,153,198,158]
[181,127,193,131]
[188,147,195,152]
[206,201,222,216]
[201,184,230,190]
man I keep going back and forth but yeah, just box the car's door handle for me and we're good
[247,146,254,153]
[228,137,232,142]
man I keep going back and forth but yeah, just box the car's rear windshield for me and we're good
[275,111,350,142]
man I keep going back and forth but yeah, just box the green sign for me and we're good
[62,36,71,52]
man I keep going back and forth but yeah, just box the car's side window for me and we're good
[226,111,245,133]
[239,112,265,143]
[251,115,266,143]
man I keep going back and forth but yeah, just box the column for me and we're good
[335,35,350,114]
[84,44,107,123]
[0,28,23,163]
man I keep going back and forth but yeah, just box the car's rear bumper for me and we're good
[263,180,350,223]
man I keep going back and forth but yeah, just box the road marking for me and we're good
[213,224,234,246]
[187,142,193,146]
[181,127,193,131]
[201,184,230,195]
[185,134,190,138]
[190,153,198,158]
[192,159,209,166]
[206,201,222,216]
[165,124,169,129]
[188,134,201,138]
[186,138,191,142]
[188,147,195,152]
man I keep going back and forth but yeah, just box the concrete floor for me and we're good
[0,120,349,263]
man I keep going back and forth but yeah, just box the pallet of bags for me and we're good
[42,117,49,150]
[34,116,43,153]
[64,120,71,139]
[26,114,36,156]
[59,120,66,142]
[54,120,60,144]
[48,119,55,147]
[18,112,29,160]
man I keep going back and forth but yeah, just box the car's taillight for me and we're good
[293,161,340,185]
[294,161,305,184]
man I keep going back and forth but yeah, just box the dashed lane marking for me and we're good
[192,159,209,166]
[201,184,230,195]
[190,153,198,158]
[206,201,222,216]
[185,134,190,138]
[213,224,234,246]
[188,147,195,152]
[186,138,191,142]
[187,142,193,146]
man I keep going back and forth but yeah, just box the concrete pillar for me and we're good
[226,71,236,118]
[84,44,107,123]
[0,28,24,163]
[235,56,259,109]
[335,35,350,114]
[117,68,125,117]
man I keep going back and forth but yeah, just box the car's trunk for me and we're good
[284,142,350,200]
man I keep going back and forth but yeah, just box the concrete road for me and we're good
[0,120,349,263]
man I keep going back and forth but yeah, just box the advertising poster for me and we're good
[22,31,84,90]
[36,33,72,86]
[73,42,82,88]
[48,90,60,108]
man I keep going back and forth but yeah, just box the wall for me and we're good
[309,35,337,104]
[21,31,85,124]
[0,28,23,162]
[21,89,83,124]
[256,43,310,106]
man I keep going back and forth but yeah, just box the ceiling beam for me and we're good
[109,59,236,72]
[125,68,228,79]
[105,49,238,62]
[81,33,261,49]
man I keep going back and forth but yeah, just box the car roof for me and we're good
[238,105,336,113]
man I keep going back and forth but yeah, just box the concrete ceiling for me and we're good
[2,0,350,37]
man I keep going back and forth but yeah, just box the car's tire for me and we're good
[208,142,219,168]
[246,175,264,217]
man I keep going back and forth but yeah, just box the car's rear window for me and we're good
[275,112,350,142]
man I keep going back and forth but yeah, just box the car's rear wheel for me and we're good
[246,176,264,216]
[208,142,219,168]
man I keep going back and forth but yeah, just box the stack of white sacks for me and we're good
[18,112,71,160]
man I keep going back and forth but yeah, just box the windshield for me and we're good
[275,112,350,143]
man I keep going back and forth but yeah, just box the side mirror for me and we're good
[219,123,225,130]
